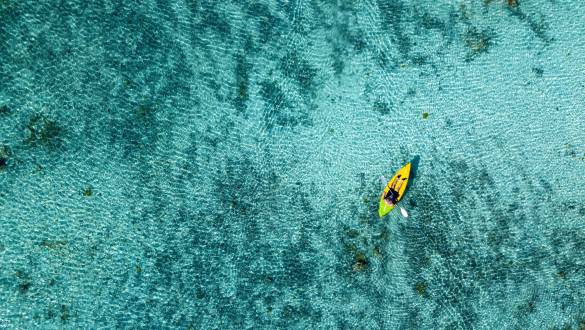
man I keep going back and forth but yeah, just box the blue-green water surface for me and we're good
[1,0,585,329]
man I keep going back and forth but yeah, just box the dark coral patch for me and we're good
[503,2,552,43]
[60,304,69,321]
[25,114,63,148]
[201,7,231,37]
[0,145,10,169]
[532,67,543,77]
[18,281,31,294]
[373,100,392,116]
[259,80,311,130]
[0,104,10,115]
[40,240,67,250]
[247,3,280,43]
[280,50,318,96]
[234,53,251,112]
[464,27,494,60]
[377,0,412,58]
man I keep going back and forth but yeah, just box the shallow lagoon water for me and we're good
[1,0,585,329]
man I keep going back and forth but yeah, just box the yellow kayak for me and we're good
[378,163,411,218]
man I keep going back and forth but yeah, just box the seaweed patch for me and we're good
[352,251,368,272]
[415,281,427,296]
[83,186,93,197]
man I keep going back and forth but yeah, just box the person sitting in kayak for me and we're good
[384,175,405,206]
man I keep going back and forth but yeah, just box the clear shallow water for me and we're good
[1,0,585,328]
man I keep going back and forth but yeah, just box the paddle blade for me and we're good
[400,207,409,218]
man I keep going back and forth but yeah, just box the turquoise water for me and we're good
[1,0,585,328]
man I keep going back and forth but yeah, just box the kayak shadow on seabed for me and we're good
[405,155,420,209]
